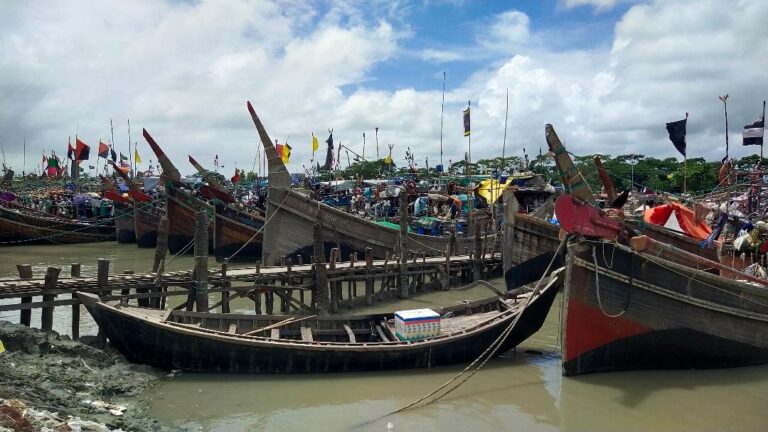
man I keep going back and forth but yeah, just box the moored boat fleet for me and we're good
[2,102,767,379]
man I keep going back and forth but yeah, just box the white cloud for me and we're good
[561,0,626,12]
[1,0,766,179]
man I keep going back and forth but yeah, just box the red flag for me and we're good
[231,168,241,184]
[98,141,109,158]
[67,143,75,160]
[276,144,284,160]
[75,138,90,161]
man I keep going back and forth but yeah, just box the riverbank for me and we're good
[0,321,177,431]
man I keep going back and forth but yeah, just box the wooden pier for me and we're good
[0,251,501,338]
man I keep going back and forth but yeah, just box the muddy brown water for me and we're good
[2,243,767,431]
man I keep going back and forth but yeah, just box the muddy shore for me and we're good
[0,321,178,431]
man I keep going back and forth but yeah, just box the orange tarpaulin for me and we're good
[644,203,712,240]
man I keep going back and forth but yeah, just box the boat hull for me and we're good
[213,205,264,262]
[263,187,480,265]
[562,241,768,376]
[0,204,115,244]
[134,203,160,248]
[81,278,560,373]
[503,210,562,290]
[114,202,136,243]
[166,188,213,254]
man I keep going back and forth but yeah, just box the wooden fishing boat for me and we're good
[246,102,487,265]
[502,192,562,290]
[561,238,768,375]
[165,185,213,254]
[213,203,264,262]
[0,201,115,244]
[113,201,136,243]
[78,272,561,373]
[134,203,161,248]
[554,191,768,375]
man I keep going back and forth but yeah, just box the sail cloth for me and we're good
[643,203,712,240]
[743,116,764,146]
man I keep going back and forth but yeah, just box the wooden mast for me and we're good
[142,129,181,183]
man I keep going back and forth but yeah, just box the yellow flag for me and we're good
[312,134,319,152]
[384,154,393,165]
[282,144,292,164]
[0,339,5,354]
[134,148,142,164]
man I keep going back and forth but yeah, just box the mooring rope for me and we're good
[363,236,567,425]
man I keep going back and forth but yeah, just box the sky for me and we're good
[1,0,766,176]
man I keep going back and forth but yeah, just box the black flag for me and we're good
[323,132,334,170]
[110,147,117,162]
[743,116,764,146]
[666,116,687,157]
[463,107,470,136]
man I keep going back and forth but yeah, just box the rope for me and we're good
[592,243,628,318]
[368,236,567,422]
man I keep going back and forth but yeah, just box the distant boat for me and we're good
[0,200,115,245]
[78,271,561,373]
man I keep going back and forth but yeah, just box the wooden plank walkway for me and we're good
[0,253,501,301]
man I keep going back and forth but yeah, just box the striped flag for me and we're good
[743,116,764,146]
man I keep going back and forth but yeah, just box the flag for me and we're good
[323,132,334,170]
[281,144,291,164]
[666,117,687,157]
[214,154,219,168]
[231,168,241,184]
[42,152,46,165]
[384,154,393,165]
[47,157,59,169]
[75,138,90,161]
[312,134,319,152]
[110,147,117,162]
[275,143,284,161]
[98,141,109,158]
[134,148,142,164]
[463,107,471,137]
[120,152,128,161]
[67,142,75,160]
[743,115,764,146]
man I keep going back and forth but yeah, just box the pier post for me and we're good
[364,248,373,305]
[313,221,330,315]
[220,260,230,314]
[329,248,339,313]
[283,258,292,313]
[121,270,134,305]
[41,266,61,332]
[16,264,33,327]
[398,190,409,299]
[152,215,169,308]
[97,259,110,298]
[473,211,483,281]
[253,261,262,314]
[347,253,356,309]
[194,211,209,312]
[70,263,81,340]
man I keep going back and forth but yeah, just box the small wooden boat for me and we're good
[78,272,562,373]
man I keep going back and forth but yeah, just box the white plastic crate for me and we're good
[394,308,440,341]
